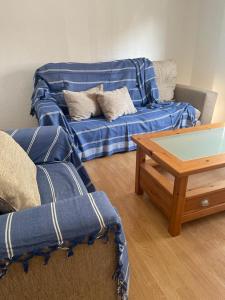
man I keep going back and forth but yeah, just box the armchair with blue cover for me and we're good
[31,57,204,161]
[0,126,129,300]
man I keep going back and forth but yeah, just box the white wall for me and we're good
[0,0,200,129]
[212,7,225,122]
[189,0,225,122]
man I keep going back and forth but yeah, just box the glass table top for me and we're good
[151,127,225,161]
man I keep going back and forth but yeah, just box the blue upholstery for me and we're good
[31,58,196,161]
[0,126,129,299]
[6,126,95,191]
[69,104,196,160]
[37,162,87,204]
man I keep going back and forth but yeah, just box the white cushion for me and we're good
[195,108,201,120]
[97,87,137,121]
[0,131,41,213]
[64,85,103,121]
[153,60,177,101]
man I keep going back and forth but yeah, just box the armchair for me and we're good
[0,126,129,300]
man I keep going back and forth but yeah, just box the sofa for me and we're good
[0,126,129,300]
[31,58,217,161]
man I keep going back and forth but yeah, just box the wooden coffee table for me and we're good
[132,123,225,236]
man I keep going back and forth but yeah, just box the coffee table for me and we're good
[132,123,225,236]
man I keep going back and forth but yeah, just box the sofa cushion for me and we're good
[0,131,41,213]
[153,60,177,101]
[63,85,103,121]
[195,108,201,120]
[68,103,196,161]
[97,86,137,121]
[37,162,87,204]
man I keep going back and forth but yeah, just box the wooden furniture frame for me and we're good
[132,123,225,236]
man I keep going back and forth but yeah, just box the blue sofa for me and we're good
[0,126,129,300]
[31,58,197,161]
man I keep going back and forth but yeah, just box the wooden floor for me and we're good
[85,151,225,300]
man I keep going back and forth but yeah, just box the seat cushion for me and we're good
[37,162,87,204]
[68,103,195,161]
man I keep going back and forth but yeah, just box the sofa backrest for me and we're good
[33,58,159,111]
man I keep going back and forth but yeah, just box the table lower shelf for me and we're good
[140,160,225,224]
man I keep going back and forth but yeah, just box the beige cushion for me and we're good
[153,60,177,101]
[97,86,137,121]
[63,85,103,121]
[195,108,201,120]
[0,131,41,212]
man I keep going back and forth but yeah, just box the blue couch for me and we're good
[0,126,129,300]
[31,58,197,161]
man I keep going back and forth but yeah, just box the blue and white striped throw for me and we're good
[31,58,196,161]
[0,126,129,299]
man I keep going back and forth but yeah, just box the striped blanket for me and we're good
[31,58,196,161]
[7,126,95,192]
[0,127,129,299]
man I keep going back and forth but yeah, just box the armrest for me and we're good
[0,192,128,298]
[0,191,120,265]
[6,126,73,164]
[5,126,95,192]
[34,99,71,132]
[31,78,69,129]
[174,84,217,124]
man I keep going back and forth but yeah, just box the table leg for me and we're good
[168,176,188,236]
[135,147,145,195]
